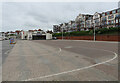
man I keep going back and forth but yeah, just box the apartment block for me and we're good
[75,14,85,31]
[93,12,102,29]
[85,15,93,31]
[53,8,120,33]
[68,21,76,32]
[61,23,68,32]
[53,25,61,33]
[75,14,93,31]
[102,8,120,28]
[115,8,120,27]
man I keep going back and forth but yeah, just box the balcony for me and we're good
[115,14,120,18]
[102,17,107,22]
[101,23,107,26]
[107,23,115,25]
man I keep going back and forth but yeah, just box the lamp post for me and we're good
[62,27,63,40]
[94,26,96,41]
[69,26,71,40]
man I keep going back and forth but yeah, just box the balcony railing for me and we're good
[115,14,120,18]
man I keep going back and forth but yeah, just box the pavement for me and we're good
[0,41,2,82]
[2,40,14,63]
[2,40,118,81]
[1,40,14,82]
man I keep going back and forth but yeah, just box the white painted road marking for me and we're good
[23,47,118,81]
[59,48,61,52]
[64,46,72,48]
[4,50,10,55]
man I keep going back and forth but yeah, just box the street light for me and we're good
[94,26,96,41]
[62,27,63,40]
[69,25,71,40]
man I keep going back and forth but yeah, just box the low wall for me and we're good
[57,35,120,41]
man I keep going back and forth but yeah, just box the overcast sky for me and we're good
[2,2,118,32]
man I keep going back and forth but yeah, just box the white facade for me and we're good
[61,23,67,32]
[93,12,101,29]
[8,36,16,39]
[21,30,52,40]
[46,33,52,40]
[2,32,5,39]
[0,32,3,40]
[27,32,33,40]
[21,31,28,40]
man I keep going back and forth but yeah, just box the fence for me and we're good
[57,35,120,41]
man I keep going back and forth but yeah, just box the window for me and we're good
[107,12,110,15]
[111,15,114,18]
[108,20,111,24]
[108,16,111,19]
[110,11,112,14]
[111,20,114,24]
[95,15,98,18]
[102,13,105,16]
[108,15,114,19]
[105,13,107,15]
[112,10,116,14]
[95,19,99,23]
[116,14,119,17]
[117,9,120,13]
[116,19,118,23]
[105,22,107,24]
[102,17,107,21]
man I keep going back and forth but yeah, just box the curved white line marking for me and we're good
[4,50,10,54]
[23,48,117,81]
[59,48,61,52]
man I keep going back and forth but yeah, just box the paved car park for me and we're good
[2,40,118,81]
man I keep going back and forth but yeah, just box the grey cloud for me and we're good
[2,2,118,32]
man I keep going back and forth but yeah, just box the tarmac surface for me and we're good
[2,40,14,63]
[2,40,118,81]
[0,41,2,82]
[1,40,14,82]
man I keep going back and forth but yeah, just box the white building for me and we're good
[93,12,102,29]
[2,32,5,40]
[27,31,33,40]
[21,31,28,40]
[0,32,4,40]
[21,30,52,40]
[86,16,93,31]
[46,33,52,40]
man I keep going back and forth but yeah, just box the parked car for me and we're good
[4,37,9,40]
[53,37,57,40]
